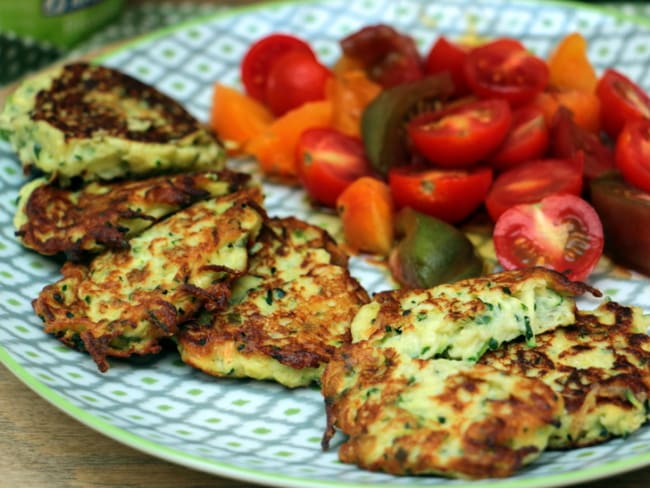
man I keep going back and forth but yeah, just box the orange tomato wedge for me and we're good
[547,32,598,93]
[326,69,382,138]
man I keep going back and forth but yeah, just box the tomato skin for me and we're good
[296,128,372,207]
[241,33,315,102]
[615,118,650,193]
[464,38,549,105]
[550,106,615,181]
[424,37,470,96]
[340,24,423,87]
[388,165,493,223]
[493,193,604,282]
[407,98,512,168]
[265,51,332,116]
[485,158,583,221]
[596,68,650,139]
[489,105,549,171]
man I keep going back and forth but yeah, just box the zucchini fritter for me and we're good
[481,300,650,448]
[322,342,563,479]
[33,189,265,371]
[177,217,370,388]
[14,170,250,260]
[351,267,601,362]
[0,62,223,182]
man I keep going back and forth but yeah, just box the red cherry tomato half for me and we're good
[464,38,549,105]
[550,106,615,181]
[493,193,604,282]
[296,127,372,207]
[265,51,332,116]
[596,68,650,139]
[615,118,650,193]
[407,98,512,168]
[340,24,423,87]
[485,158,583,221]
[425,36,470,96]
[241,33,316,102]
[489,105,549,171]
[388,165,493,223]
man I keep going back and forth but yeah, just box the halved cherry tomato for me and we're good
[464,38,549,105]
[493,193,604,282]
[241,33,315,102]
[340,24,423,87]
[424,36,470,96]
[485,158,583,221]
[296,127,372,207]
[265,51,332,116]
[615,118,650,193]
[388,165,492,223]
[550,106,615,181]
[596,68,650,139]
[489,105,549,171]
[407,98,512,168]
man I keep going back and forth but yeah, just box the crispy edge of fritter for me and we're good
[14,169,251,260]
[480,300,650,448]
[321,343,563,479]
[178,217,370,386]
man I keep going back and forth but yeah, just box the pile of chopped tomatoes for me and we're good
[210,26,650,282]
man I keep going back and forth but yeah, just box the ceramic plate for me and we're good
[1,1,650,487]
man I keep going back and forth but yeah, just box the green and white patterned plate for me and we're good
[1,1,650,487]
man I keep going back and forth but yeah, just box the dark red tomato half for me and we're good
[407,98,512,168]
[489,105,549,171]
[340,24,423,87]
[485,158,583,221]
[265,51,332,116]
[464,38,549,105]
[596,68,650,139]
[296,127,372,207]
[241,33,316,102]
[550,106,616,181]
[615,118,650,193]
[388,165,493,223]
[425,36,470,96]
[493,193,604,282]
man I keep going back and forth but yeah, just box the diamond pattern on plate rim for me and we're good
[2,1,650,487]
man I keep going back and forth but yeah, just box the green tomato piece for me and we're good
[361,73,455,176]
[389,208,484,288]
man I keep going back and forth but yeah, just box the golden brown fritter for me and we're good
[321,342,563,479]
[33,189,265,372]
[14,170,250,260]
[177,217,370,388]
[480,300,650,448]
[0,62,223,182]
[351,267,601,362]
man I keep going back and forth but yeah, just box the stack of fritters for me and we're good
[178,217,370,388]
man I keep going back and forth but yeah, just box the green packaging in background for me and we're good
[0,0,125,49]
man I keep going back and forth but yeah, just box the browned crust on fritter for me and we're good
[179,217,369,371]
[33,189,264,371]
[480,300,650,448]
[16,170,250,259]
[322,342,562,478]
[32,62,206,142]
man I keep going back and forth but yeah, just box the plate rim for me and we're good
[3,0,650,486]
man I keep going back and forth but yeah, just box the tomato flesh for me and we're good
[296,128,372,207]
[265,51,332,116]
[388,165,492,223]
[485,158,583,221]
[493,193,604,282]
[489,105,549,171]
[407,98,512,168]
[615,118,650,193]
[241,33,315,102]
[464,38,549,105]
[596,68,650,139]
